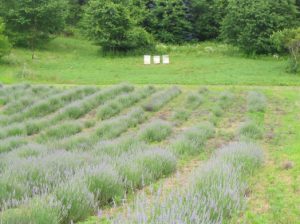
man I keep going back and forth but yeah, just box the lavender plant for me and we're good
[218,91,234,109]
[238,120,263,140]
[0,86,96,125]
[97,86,155,120]
[0,136,27,154]
[171,109,190,124]
[118,148,177,189]
[185,93,204,109]
[139,120,172,143]
[247,91,267,112]
[143,87,181,112]
[172,122,215,156]
[114,142,264,224]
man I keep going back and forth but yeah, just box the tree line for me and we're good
[0,0,299,70]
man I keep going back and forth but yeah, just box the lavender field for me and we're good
[0,84,273,223]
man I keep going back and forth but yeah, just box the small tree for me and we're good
[82,0,154,53]
[0,0,68,59]
[221,0,298,54]
[272,28,300,73]
[0,18,11,59]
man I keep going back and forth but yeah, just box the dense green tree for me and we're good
[221,0,298,54]
[190,0,228,40]
[139,0,193,44]
[66,0,89,26]
[82,0,154,52]
[0,18,11,59]
[0,0,68,58]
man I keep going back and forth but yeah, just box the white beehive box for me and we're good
[162,55,170,64]
[144,55,151,65]
[153,56,161,64]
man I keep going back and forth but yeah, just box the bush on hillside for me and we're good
[221,0,298,54]
[0,0,67,58]
[271,27,300,73]
[82,0,155,53]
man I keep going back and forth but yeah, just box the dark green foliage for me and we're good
[140,0,193,44]
[82,0,154,52]
[221,0,298,54]
[66,0,88,26]
[0,18,10,59]
[0,0,67,55]
[190,0,228,40]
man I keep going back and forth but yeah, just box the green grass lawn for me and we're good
[243,88,300,224]
[0,37,299,85]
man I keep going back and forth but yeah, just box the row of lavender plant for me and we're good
[97,86,156,120]
[37,86,156,143]
[55,107,146,150]
[0,87,213,223]
[143,86,181,112]
[2,86,63,115]
[114,142,264,224]
[238,91,267,141]
[0,84,135,145]
[0,84,34,106]
[52,86,181,151]
[0,86,97,126]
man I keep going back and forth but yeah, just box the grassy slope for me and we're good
[0,37,300,85]
[243,87,300,224]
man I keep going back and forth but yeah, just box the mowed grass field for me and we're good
[0,37,300,85]
[0,83,298,224]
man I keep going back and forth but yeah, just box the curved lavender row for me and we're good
[0,84,134,141]
[2,86,62,115]
[97,86,156,120]
[143,86,181,112]
[0,86,97,126]
[0,98,214,223]
[114,142,264,224]
[0,84,34,105]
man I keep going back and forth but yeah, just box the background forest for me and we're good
[0,0,299,72]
